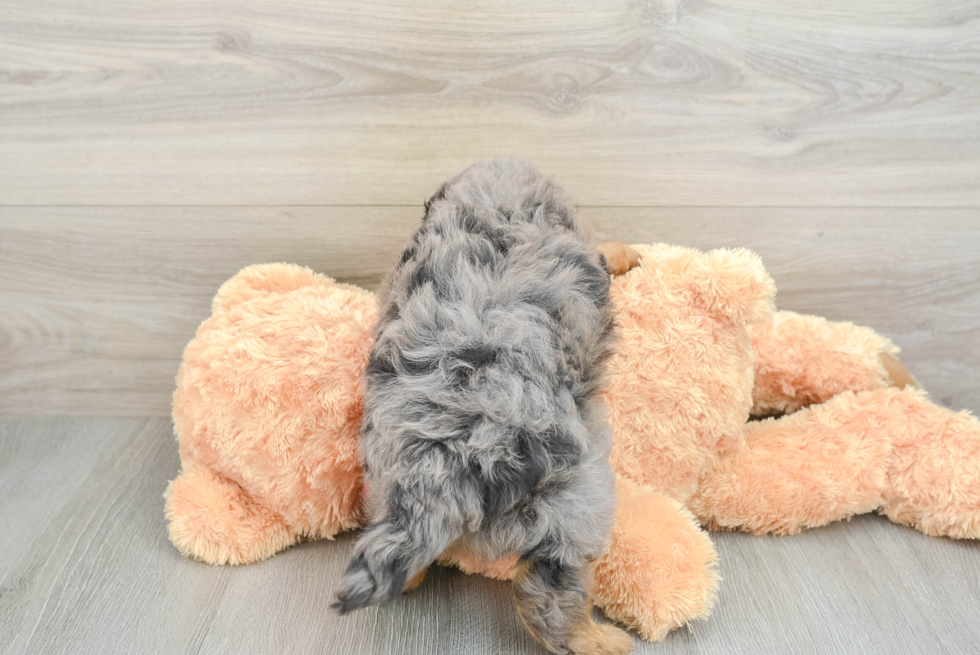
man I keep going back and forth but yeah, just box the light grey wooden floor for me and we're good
[2,0,980,652]
[2,417,979,655]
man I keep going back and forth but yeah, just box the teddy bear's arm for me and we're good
[749,311,916,416]
[593,477,718,642]
[689,393,890,536]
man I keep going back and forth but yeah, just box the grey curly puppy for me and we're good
[333,159,635,655]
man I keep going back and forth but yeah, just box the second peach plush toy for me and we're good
[166,244,980,641]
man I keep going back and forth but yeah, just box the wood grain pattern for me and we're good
[1,417,978,654]
[2,208,977,416]
[1,0,978,206]
[2,1,978,651]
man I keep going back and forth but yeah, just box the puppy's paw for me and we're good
[597,624,635,655]
[598,242,641,277]
[332,553,385,614]
[569,621,634,655]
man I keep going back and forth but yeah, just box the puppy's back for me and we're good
[334,160,628,654]
[370,157,613,435]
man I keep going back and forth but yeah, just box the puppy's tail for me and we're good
[332,509,459,614]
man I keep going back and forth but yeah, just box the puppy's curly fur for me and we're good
[333,159,631,654]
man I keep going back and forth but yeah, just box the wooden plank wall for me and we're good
[0,0,978,416]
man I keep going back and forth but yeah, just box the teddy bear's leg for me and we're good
[692,387,980,539]
[749,310,917,416]
[690,391,895,535]
[878,389,980,539]
[164,465,298,565]
[592,476,718,642]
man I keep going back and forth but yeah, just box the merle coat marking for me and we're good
[333,159,623,654]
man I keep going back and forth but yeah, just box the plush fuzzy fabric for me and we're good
[592,476,718,642]
[690,386,980,538]
[691,389,897,535]
[602,245,775,504]
[438,474,719,642]
[166,244,980,642]
[167,264,375,565]
[749,310,902,416]
[880,388,980,538]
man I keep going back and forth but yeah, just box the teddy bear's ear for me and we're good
[212,263,331,314]
[681,247,776,327]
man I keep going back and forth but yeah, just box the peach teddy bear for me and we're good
[165,244,980,642]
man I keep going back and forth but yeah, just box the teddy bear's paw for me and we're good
[164,466,297,565]
[882,389,980,539]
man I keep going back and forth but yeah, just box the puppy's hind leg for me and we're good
[402,566,429,594]
[332,479,465,614]
[514,555,633,655]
